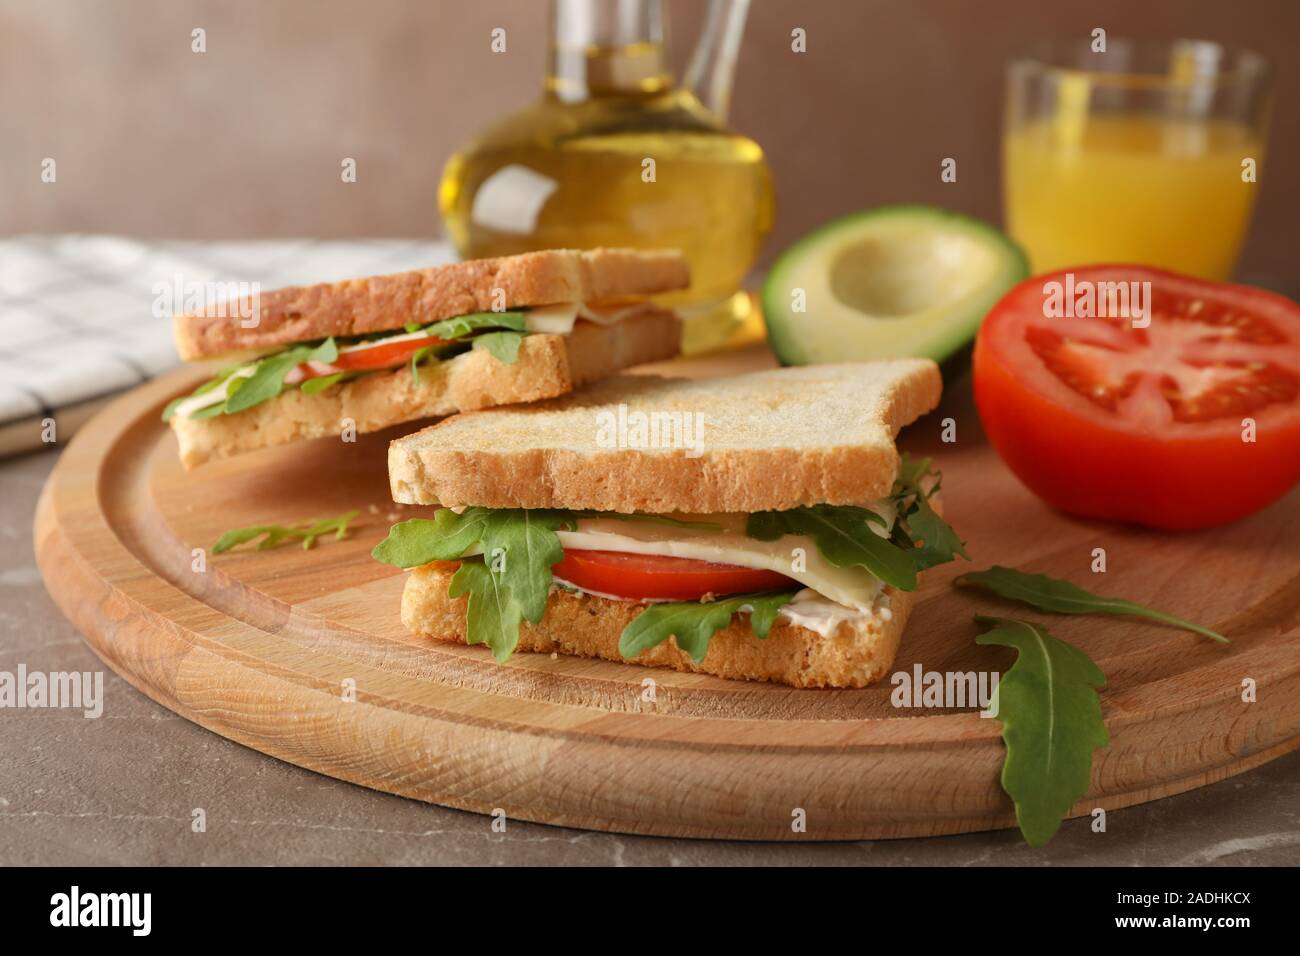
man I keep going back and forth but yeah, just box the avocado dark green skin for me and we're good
[760,204,1029,373]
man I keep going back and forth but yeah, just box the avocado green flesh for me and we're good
[762,206,1029,367]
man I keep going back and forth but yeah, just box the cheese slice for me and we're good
[464,507,899,613]
[524,301,656,335]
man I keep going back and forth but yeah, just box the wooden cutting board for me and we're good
[34,347,1300,841]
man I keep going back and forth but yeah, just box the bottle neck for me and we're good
[546,0,674,102]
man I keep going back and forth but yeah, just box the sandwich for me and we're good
[372,361,966,688]
[164,248,688,467]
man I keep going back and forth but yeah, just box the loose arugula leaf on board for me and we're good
[619,591,797,663]
[747,505,919,591]
[976,616,1109,847]
[213,510,359,554]
[956,566,1228,644]
[371,508,495,568]
[473,330,527,364]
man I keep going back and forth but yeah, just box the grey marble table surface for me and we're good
[3,449,1297,866]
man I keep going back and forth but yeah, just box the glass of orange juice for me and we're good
[1003,38,1272,280]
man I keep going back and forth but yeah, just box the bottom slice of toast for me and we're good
[171,310,680,468]
[401,562,916,689]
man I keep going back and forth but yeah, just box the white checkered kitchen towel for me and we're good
[0,235,453,455]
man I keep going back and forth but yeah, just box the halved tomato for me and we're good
[974,265,1300,529]
[551,549,795,601]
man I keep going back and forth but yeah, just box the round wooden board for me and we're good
[35,349,1300,841]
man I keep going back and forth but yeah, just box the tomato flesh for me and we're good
[551,549,795,601]
[286,336,450,383]
[974,265,1300,530]
[332,337,448,371]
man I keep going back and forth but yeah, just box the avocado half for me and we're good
[761,205,1029,369]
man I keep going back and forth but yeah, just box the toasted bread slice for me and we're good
[171,310,680,468]
[389,360,942,513]
[174,248,690,360]
[402,562,917,689]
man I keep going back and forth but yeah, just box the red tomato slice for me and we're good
[332,336,448,372]
[285,336,449,384]
[974,265,1300,529]
[551,549,796,601]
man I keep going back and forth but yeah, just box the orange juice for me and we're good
[1004,115,1263,280]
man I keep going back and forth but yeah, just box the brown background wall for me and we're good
[2,0,1296,278]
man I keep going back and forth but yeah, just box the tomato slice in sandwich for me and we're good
[331,336,449,371]
[974,265,1300,529]
[552,550,796,601]
[286,335,451,384]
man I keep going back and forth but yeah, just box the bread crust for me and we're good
[389,360,942,513]
[171,310,681,468]
[401,563,916,689]
[173,248,690,360]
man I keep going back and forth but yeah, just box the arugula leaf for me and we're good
[747,505,918,590]
[478,509,573,625]
[956,566,1228,644]
[375,509,572,660]
[975,616,1109,847]
[619,592,797,663]
[161,395,188,422]
[213,510,359,554]
[410,345,435,384]
[887,453,968,569]
[905,494,970,570]
[189,402,228,420]
[473,330,526,364]
[742,457,966,589]
[449,559,527,662]
[371,508,495,567]
[161,366,242,421]
[426,311,526,340]
[893,452,933,493]
[300,372,344,395]
[223,337,336,415]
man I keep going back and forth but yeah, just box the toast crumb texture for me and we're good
[389,360,942,513]
[171,311,680,468]
[173,248,690,360]
[401,563,915,689]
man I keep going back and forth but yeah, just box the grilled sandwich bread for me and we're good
[373,361,959,688]
[165,248,688,467]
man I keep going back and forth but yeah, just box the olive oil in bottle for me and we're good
[439,1,774,353]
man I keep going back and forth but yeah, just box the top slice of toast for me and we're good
[388,360,942,514]
[173,248,690,360]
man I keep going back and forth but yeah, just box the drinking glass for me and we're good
[1003,38,1272,280]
